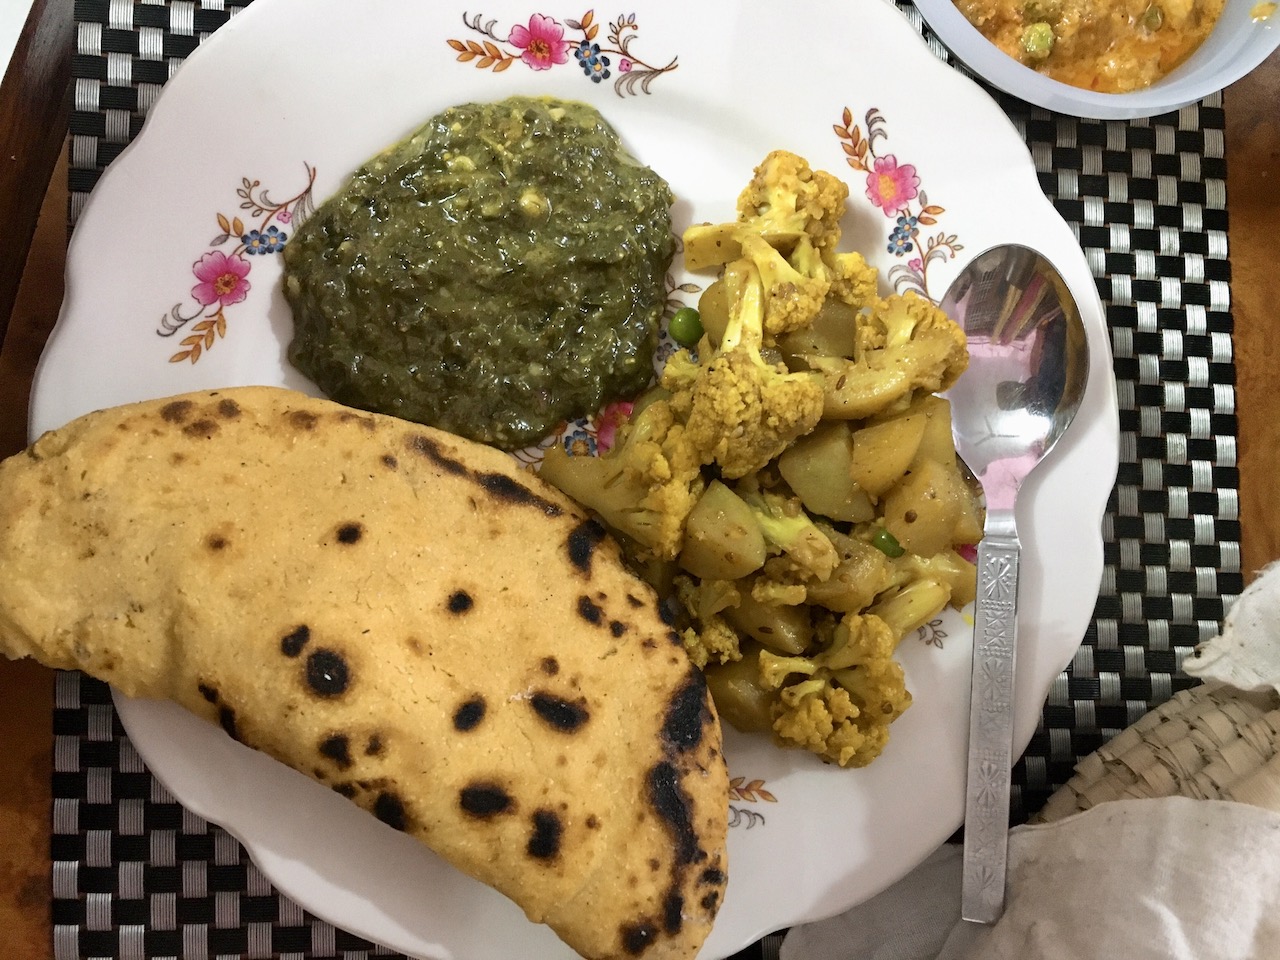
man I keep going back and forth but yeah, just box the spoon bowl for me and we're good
[941,244,1090,924]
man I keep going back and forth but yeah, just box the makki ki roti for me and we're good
[0,387,729,960]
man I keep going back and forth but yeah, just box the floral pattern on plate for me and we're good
[835,107,964,302]
[449,10,678,95]
[159,167,317,364]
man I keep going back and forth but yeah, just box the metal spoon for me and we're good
[941,244,1090,924]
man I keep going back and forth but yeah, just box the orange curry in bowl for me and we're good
[953,0,1227,92]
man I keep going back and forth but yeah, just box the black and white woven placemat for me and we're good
[54,1,1242,957]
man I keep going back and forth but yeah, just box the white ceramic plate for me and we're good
[31,0,1119,956]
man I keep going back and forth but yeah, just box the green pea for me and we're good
[1020,22,1055,61]
[871,527,905,558]
[668,306,704,348]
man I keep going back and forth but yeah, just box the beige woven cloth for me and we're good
[780,562,1280,960]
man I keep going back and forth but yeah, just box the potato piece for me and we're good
[777,422,875,522]
[805,539,893,613]
[881,458,966,558]
[778,298,858,362]
[906,394,958,466]
[847,411,928,497]
[680,480,767,581]
[703,646,776,733]
[722,586,810,655]
[698,279,730,347]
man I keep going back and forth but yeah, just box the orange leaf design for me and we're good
[478,56,495,68]
[586,23,599,40]
[494,58,513,73]
[203,328,217,349]
[842,106,853,126]
[918,215,937,226]
[581,9,594,28]
[447,38,466,51]
[456,51,476,62]
[215,313,226,338]
[231,217,244,237]
[483,40,502,58]
[467,40,486,54]
[192,319,214,333]
[217,213,231,234]
[922,205,945,216]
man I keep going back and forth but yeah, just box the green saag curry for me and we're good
[283,96,675,448]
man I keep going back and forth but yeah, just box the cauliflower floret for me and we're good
[661,261,824,479]
[735,149,849,254]
[676,576,743,668]
[538,396,704,562]
[805,292,969,420]
[756,613,911,767]
[739,234,830,337]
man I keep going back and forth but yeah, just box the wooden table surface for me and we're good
[1,50,1278,960]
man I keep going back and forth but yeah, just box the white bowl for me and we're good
[912,0,1280,118]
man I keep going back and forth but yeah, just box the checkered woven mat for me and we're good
[53,1,1243,957]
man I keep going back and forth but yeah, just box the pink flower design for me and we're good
[865,155,920,219]
[908,257,923,272]
[620,58,633,72]
[191,250,251,307]
[594,400,635,453]
[276,210,292,224]
[507,14,569,70]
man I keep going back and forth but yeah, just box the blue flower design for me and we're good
[574,40,611,82]
[242,225,288,255]
[560,427,598,457]
[887,225,915,256]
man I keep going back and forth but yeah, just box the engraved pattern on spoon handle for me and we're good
[961,524,1021,924]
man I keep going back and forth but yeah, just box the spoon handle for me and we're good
[961,516,1021,924]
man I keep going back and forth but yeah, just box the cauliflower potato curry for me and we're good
[539,151,981,769]
[954,0,1227,92]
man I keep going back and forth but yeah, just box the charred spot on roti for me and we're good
[657,597,679,626]
[700,891,719,912]
[336,411,376,431]
[381,453,398,470]
[319,734,353,769]
[540,656,560,676]
[577,595,603,625]
[206,534,229,551]
[530,692,589,732]
[460,782,514,818]
[609,620,627,637]
[662,891,684,935]
[453,697,486,731]
[527,809,563,860]
[447,590,473,614]
[280,624,310,657]
[305,649,350,697]
[217,706,240,741]
[567,519,607,573]
[627,593,644,608]
[667,630,682,647]
[699,866,725,886]
[334,522,364,544]
[475,471,563,516]
[287,410,319,431]
[407,433,468,475]
[159,400,194,424]
[183,418,219,439]
[216,398,241,419]
[333,783,357,799]
[642,638,657,650]
[587,815,601,830]
[662,669,710,753]
[374,791,409,831]
[365,734,384,756]
[647,762,699,866]
[620,920,658,956]
[197,683,219,704]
